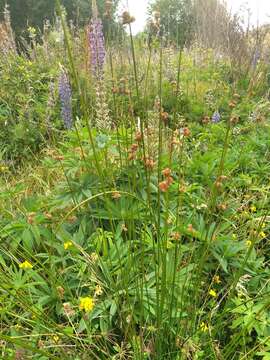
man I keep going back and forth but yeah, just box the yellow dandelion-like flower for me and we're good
[246,240,252,247]
[260,231,266,238]
[209,289,217,298]
[79,296,94,312]
[94,285,103,297]
[64,241,73,250]
[200,322,208,332]
[19,260,33,269]
[213,275,221,284]
[52,335,59,343]
[250,205,256,213]
[262,222,266,229]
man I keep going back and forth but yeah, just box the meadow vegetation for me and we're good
[1,0,270,358]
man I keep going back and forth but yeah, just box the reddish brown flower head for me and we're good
[145,158,155,170]
[128,152,136,161]
[161,111,169,123]
[166,176,174,186]
[183,127,191,137]
[202,116,210,124]
[162,167,171,178]
[187,224,195,233]
[135,132,143,142]
[159,181,169,192]
[130,143,139,152]
[171,232,181,241]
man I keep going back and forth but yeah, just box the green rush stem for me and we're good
[156,40,164,354]
[168,141,185,327]
[128,24,164,356]
[108,47,123,167]
[167,47,184,327]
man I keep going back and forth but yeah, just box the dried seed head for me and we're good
[57,286,65,299]
[122,11,135,25]
[27,212,36,225]
[230,115,239,125]
[104,0,113,18]
[44,212,52,220]
[217,203,227,211]
[112,191,121,199]
[63,302,75,317]
[53,155,65,161]
[179,184,186,193]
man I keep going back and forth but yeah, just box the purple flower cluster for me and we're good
[212,110,221,123]
[58,70,72,129]
[88,18,106,77]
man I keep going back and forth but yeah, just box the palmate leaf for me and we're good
[90,197,146,221]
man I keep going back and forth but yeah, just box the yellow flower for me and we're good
[19,260,33,269]
[246,240,252,247]
[260,231,266,238]
[64,241,73,250]
[79,296,94,312]
[94,285,103,297]
[250,205,256,213]
[0,166,8,172]
[209,289,217,298]
[200,322,208,332]
[53,335,59,343]
[232,234,237,240]
[213,275,221,284]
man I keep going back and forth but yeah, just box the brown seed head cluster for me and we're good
[27,212,36,225]
[159,168,173,192]
[144,157,155,170]
[182,127,191,137]
[128,143,139,161]
[202,116,210,125]
[122,11,135,25]
[104,1,113,18]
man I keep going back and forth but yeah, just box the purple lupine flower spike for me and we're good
[212,110,221,123]
[58,69,73,129]
[88,0,106,77]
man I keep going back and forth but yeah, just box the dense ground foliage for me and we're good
[1,2,270,359]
